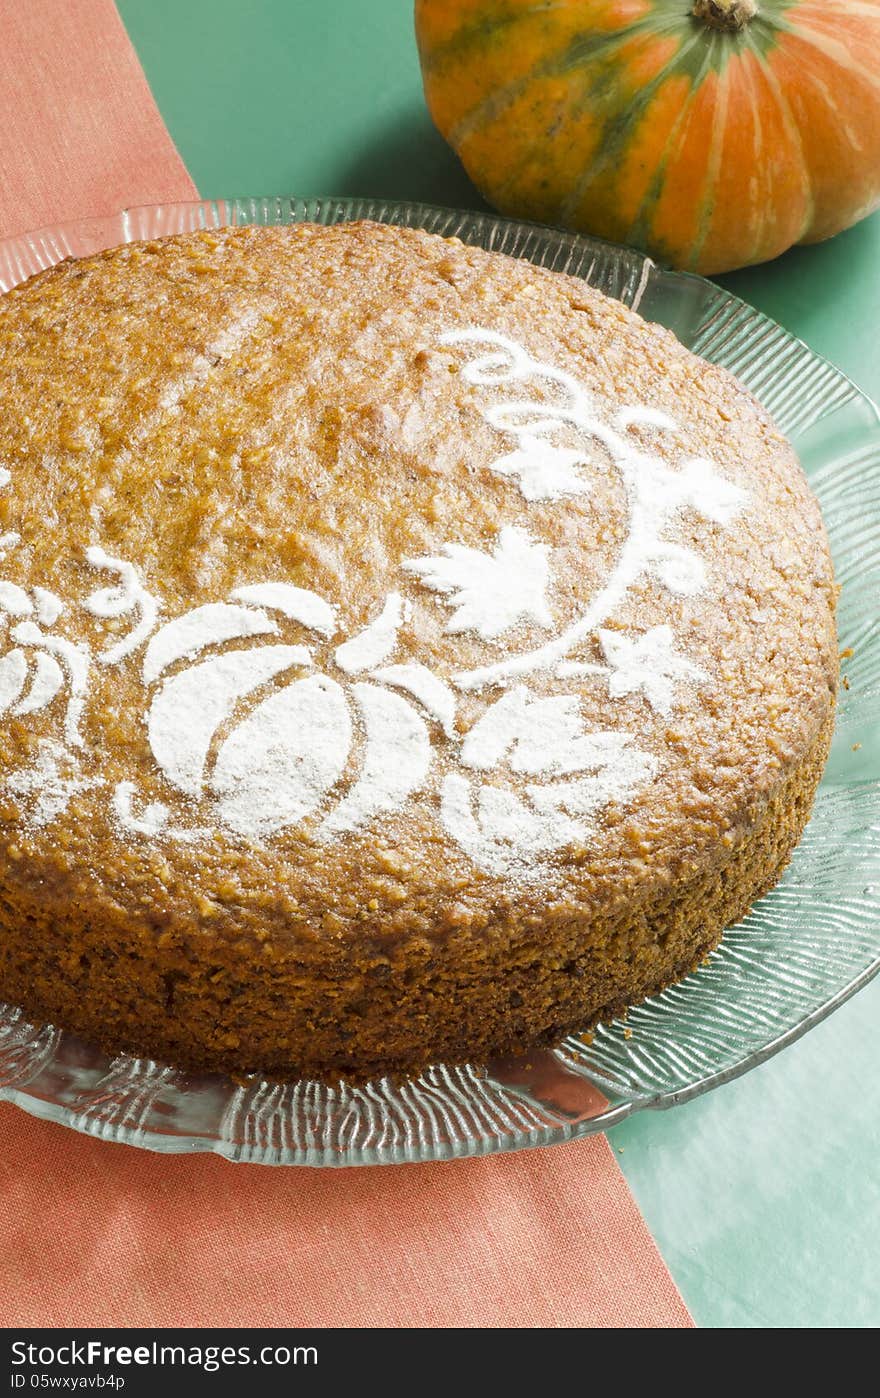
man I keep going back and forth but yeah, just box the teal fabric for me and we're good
[118,0,880,1327]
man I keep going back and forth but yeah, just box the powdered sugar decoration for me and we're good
[213,673,352,840]
[142,602,277,685]
[134,589,442,843]
[0,325,747,873]
[148,644,313,799]
[438,684,658,876]
[85,547,160,666]
[0,490,94,810]
[420,327,745,872]
[319,681,431,838]
[558,626,708,718]
[113,781,208,844]
[434,330,746,693]
[369,663,457,737]
[0,546,75,738]
[461,687,629,777]
[7,739,102,827]
[334,593,405,673]
[230,583,336,635]
[441,328,594,502]
[403,527,551,639]
[442,720,657,878]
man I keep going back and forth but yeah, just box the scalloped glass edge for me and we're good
[0,196,877,1167]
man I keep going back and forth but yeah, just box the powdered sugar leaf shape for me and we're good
[334,593,404,673]
[441,774,584,875]
[558,626,709,716]
[230,583,336,635]
[598,626,707,716]
[443,686,657,875]
[403,527,552,639]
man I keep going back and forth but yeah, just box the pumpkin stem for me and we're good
[692,0,757,32]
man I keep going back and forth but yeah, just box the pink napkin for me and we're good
[1,1105,691,1328]
[0,0,196,239]
[0,0,692,1328]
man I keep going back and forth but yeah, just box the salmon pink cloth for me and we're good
[1,1105,692,1329]
[0,0,692,1329]
[0,0,196,239]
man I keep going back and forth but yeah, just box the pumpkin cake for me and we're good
[0,221,837,1081]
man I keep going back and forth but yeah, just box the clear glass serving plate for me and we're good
[0,197,877,1166]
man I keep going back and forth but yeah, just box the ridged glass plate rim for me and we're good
[0,196,877,1166]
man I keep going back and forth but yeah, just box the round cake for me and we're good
[0,221,836,1081]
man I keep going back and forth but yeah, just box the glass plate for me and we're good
[0,197,877,1166]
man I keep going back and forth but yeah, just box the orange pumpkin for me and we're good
[415,0,880,274]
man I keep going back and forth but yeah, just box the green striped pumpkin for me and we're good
[416,0,880,273]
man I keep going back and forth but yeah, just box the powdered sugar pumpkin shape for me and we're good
[135,585,454,841]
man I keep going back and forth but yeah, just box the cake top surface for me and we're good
[0,221,836,932]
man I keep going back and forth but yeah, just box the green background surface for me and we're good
[117,0,880,1328]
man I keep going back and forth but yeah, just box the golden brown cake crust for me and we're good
[0,221,837,1079]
